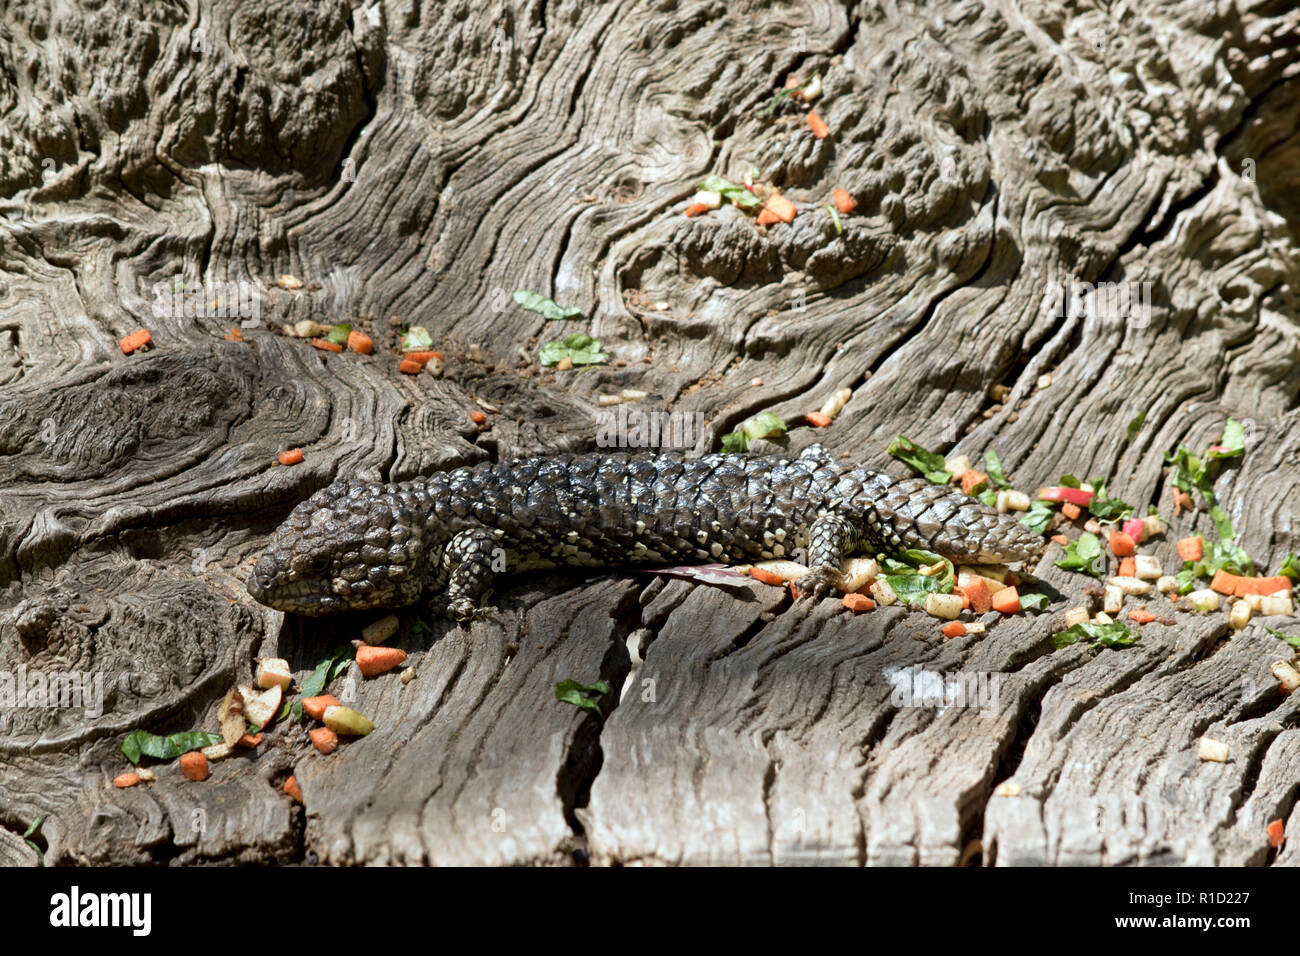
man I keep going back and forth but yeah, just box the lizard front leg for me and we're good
[439,528,502,620]
[793,511,860,601]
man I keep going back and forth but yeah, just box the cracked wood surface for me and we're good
[2,0,1300,865]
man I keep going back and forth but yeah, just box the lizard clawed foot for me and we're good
[792,566,842,602]
[447,598,497,622]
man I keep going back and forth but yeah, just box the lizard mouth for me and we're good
[246,569,347,616]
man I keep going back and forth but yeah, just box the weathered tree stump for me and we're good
[2,0,1299,865]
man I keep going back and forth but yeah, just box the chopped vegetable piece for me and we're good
[470,410,487,425]
[805,411,831,428]
[960,470,988,496]
[721,411,788,453]
[278,449,303,466]
[941,621,966,639]
[1261,593,1295,616]
[1125,411,1146,442]
[1063,607,1089,628]
[1051,619,1137,650]
[1242,576,1292,596]
[362,614,399,645]
[1056,532,1104,577]
[1050,534,1069,545]
[513,291,583,321]
[698,174,763,210]
[555,679,611,718]
[283,776,303,802]
[347,330,373,354]
[749,567,786,587]
[764,193,797,223]
[990,586,1021,614]
[403,350,443,365]
[1039,486,1095,506]
[888,436,951,484]
[1061,502,1082,521]
[832,188,856,214]
[302,694,341,722]
[1197,737,1229,762]
[1229,600,1252,630]
[756,207,780,225]
[322,705,374,736]
[1128,608,1156,624]
[237,733,262,748]
[401,326,435,351]
[1134,555,1163,580]
[995,490,1030,513]
[326,323,352,347]
[958,577,992,614]
[807,112,830,138]
[356,645,407,678]
[1108,531,1136,557]
[842,593,875,613]
[685,202,709,217]
[119,329,153,354]
[179,752,210,781]
[1020,501,1055,533]
[1122,518,1146,542]
[923,592,964,620]
[256,657,293,690]
[312,338,343,353]
[869,578,898,607]
[121,730,223,765]
[1279,553,1300,580]
[1268,819,1285,848]
[1210,570,1240,595]
[114,772,141,788]
[1117,557,1136,578]
[539,333,607,367]
[1185,588,1221,612]
[399,359,424,374]
[225,327,243,342]
[309,727,339,754]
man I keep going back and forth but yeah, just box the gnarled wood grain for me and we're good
[2,0,1300,865]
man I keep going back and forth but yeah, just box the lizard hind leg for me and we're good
[793,511,861,601]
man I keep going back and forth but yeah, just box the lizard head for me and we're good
[247,479,429,616]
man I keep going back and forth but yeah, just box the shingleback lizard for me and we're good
[246,444,1044,619]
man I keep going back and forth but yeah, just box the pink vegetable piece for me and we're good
[1122,518,1146,542]
[1037,486,1095,507]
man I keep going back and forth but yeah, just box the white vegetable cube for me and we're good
[1271,660,1300,693]
[924,592,964,620]
[1229,600,1252,630]
[1243,593,1264,611]
[690,190,722,210]
[799,74,822,101]
[819,387,852,420]
[1260,593,1295,617]
[1197,737,1229,762]
[1186,589,1221,613]
[964,622,986,635]
[362,614,400,645]
[1133,555,1162,580]
[1156,575,1179,594]
[1093,612,1114,624]
[838,557,879,594]
[945,455,972,480]
[1141,514,1164,540]
[256,658,293,691]
[996,490,1030,513]
[869,578,898,607]
[1064,607,1090,628]
[1103,586,1124,614]
[1109,576,1151,596]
